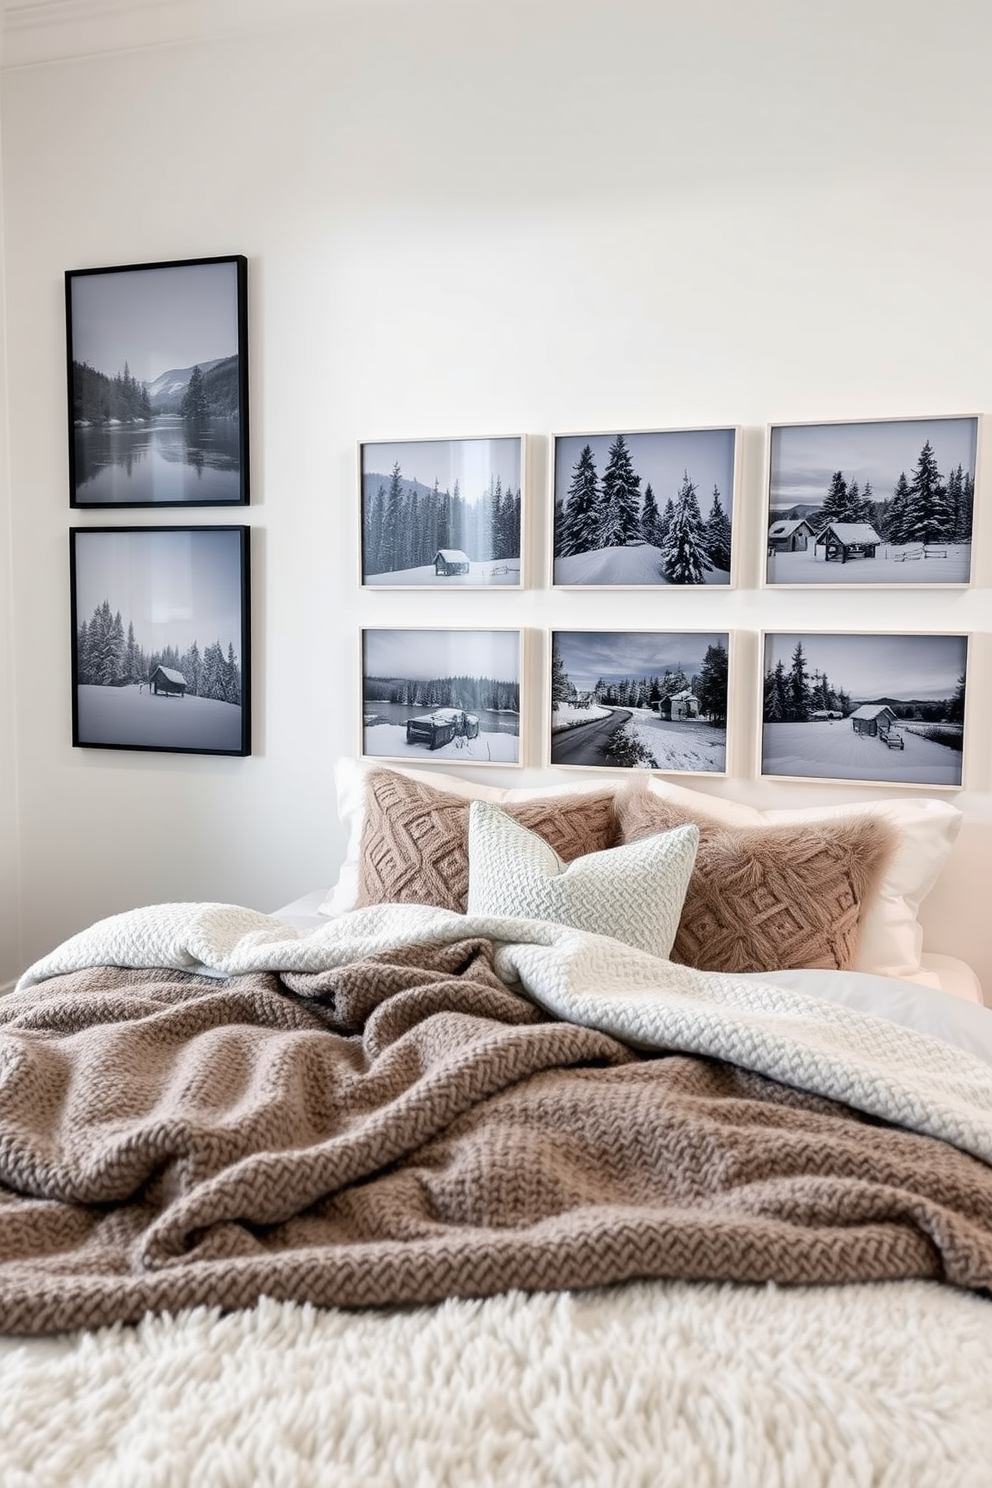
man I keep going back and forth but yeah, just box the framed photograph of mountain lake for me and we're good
[759,631,968,789]
[361,627,523,765]
[549,630,731,774]
[360,436,525,587]
[66,255,249,507]
[550,426,737,587]
[763,415,979,586]
[70,526,251,755]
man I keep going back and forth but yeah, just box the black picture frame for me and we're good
[70,526,251,756]
[759,630,968,788]
[359,436,525,588]
[66,255,249,507]
[549,629,731,774]
[361,627,523,765]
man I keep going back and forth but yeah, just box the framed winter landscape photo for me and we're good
[549,630,731,774]
[764,415,978,586]
[66,255,249,507]
[70,526,251,756]
[361,628,523,765]
[550,426,737,588]
[360,436,524,587]
[760,632,968,789]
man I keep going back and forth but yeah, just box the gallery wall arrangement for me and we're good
[357,418,978,790]
[57,252,977,787]
[65,255,252,758]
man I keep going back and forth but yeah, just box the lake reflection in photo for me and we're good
[73,417,241,505]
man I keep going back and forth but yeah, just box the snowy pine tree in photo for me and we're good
[695,641,729,726]
[660,473,712,585]
[595,435,642,550]
[557,444,601,556]
[704,486,732,572]
[903,440,951,545]
[640,483,663,546]
[883,471,913,544]
[787,641,812,722]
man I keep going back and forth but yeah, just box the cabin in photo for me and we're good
[767,517,816,553]
[850,703,898,739]
[149,664,188,698]
[814,522,881,564]
[659,688,700,721]
[433,549,471,576]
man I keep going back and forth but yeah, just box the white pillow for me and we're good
[467,799,699,959]
[643,777,962,980]
[321,757,626,918]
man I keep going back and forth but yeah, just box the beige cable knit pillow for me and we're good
[615,789,898,974]
[356,768,620,914]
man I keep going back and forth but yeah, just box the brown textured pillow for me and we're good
[614,789,897,974]
[356,769,620,913]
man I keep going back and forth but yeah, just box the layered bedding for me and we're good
[1,761,990,1484]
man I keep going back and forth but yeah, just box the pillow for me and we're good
[615,789,899,975]
[467,799,699,958]
[353,767,621,914]
[640,778,962,979]
[322,757,628,917]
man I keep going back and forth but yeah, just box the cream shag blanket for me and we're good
[2,1280,991,1488]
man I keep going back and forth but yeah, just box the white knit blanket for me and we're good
[17,899,992,1168]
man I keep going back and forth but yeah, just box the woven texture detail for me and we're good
[4,936,992,1334]
[355,768,619,913]
[467,799,698,959]
[616,790,898,974]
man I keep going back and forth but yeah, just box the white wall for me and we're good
[0,37,21,989]
[1,0,990,991]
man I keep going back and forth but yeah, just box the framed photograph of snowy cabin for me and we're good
[361,627,523,765]
[759,631,968,789]
[66,255,249,507]
[763,415,979,587]
[548,630,731,774]
[359,436,525,587]
[70,526,251,756]
[550,427,738,588]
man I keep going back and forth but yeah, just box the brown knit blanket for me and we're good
[1,937,991,1333]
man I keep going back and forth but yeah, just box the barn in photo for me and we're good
[849,703,898,739]
[433,549,471,576]
[767,517,816,553]
[659,688,700,721]
[149,665,188,698]
[814,522,881,564]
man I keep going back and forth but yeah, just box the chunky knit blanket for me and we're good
[3,902,992,1333]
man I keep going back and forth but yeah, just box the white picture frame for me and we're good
[547,629,732,776]
[361,627,524,766]
[359,436,527,590]
[549,426,739,589]
[762,415,980,588]
[758,630,969,789]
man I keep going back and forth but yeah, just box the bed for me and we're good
[1,760,991,1487]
